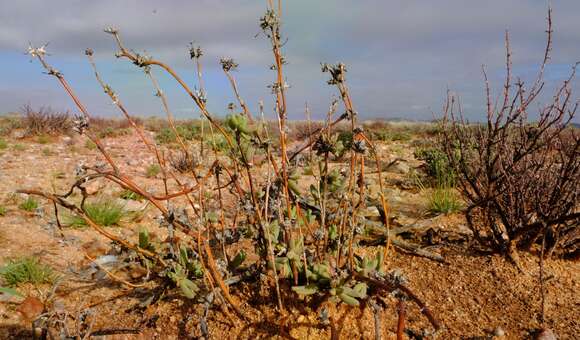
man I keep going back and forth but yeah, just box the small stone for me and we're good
[494,326,505,337]
[18,296,44,320]
[536,328,556,340]
[82,239,108,258]
[388,161,410,174]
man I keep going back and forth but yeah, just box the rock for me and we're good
[82,239,108,258]
[12,130,26,139]
[18,296,44,320]
[388,161,410,174]
[494,326,505,337]
[536,328,556,340]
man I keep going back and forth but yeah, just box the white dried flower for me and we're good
[27,43,48,58]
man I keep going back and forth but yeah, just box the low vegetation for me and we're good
[0,257,55,287]
[67,199,126,227]
[119,189,144,201]
[155,122,200,144]
[441,10,579,262]
[18,197,39,212]
[145,164,161,178]
[21,104,71,137]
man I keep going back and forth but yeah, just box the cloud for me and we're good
[1,0,579,121]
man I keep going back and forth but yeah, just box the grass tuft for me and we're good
[0,257,55,287]
[85,140,97,150]
[145,164,161,178]
[68,199,126,227]
[12,143,26,152]
[19,197,39,212]
[119,189,143,201]
[427,187,462,214]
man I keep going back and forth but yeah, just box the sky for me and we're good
[1,0,579,121]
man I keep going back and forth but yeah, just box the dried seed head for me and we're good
[321,62,347,85]
[313,135,335,155]
[132,52,151,68]
[220,58,238,72]
[259,9,279,32]
[269,55,287,70]
[313,228,324,241]
[318,307,330,325]
[195,88,207,103]
[387,269,408,286]
[72,115,89,135]
[74,162,87,177]
[103,27,119,35]
[188,43,203,59]
[27,43,48,58]
[267,81,290,94]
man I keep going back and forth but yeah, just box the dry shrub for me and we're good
[286,120,324,141]
[169,150,199,173]
[0,114,23,136]
[90,116,143,130]
[441,11,579,261]
[21,104,71,136]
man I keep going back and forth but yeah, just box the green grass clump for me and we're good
[119,189,143,201]
[412,157,462,215]
[205,134,229,152]
[19,197,39,212]
[155,124,200,144]
[427,187,462,214]
[68,199,125,227]
[390,131,412,142]
[12,143,26,152]
[85,140,97,150]
[146,164,161,178]
[0,205,6,216]
[0,257,55,287]
[414,147,455,184]
[36,135,51,144]
[98,127,131,139]
[0,138,7,150]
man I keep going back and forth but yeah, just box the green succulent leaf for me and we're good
[352,282,368,299]
[288,179,301,195]
[225,113,251,135]
[292,284,319,296]
[178,278,199,299]
[268,220,280,243]
[311,263,332,281]
[328,224,338,241]
[274,257,293,279]
[338,292,359,306]
[179,246,189,267]
[230,250,246,270]
[138,229,150,249]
